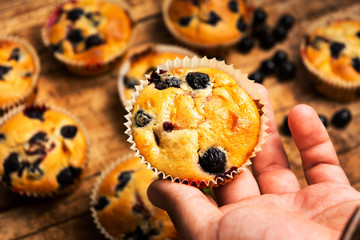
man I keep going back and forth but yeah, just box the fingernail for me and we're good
[147,181,164,209]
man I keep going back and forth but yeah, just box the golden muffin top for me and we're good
[0,106,87,195]
[44,0,132,64]
[304,19,360,82]
[165,0,248,46]
[131,67,260,183]
[93,157,177,240]
[0,39,38,106]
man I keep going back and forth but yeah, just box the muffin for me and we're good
[0,36,40,114]
[163,0,248,51]
[0,105,88,196]
[301,14,360,101]
[91,156,177,240]
[118,44,196,107]
[125,57,266,187]
[42,0,133,75]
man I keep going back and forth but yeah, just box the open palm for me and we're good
[147,84,360,240]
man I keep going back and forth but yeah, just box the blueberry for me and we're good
[252,8,267,26]
[23,106,47,121]
[248,71,264,84]
[281,116,291,136]
[60,126,78,139]
[85,35,104,50]
[207,11,221,26]
[94,196,109,211]
[29,132,48,144]
[134,110,152,127]
[8,48,21,61]
[318,114,328,128]
[329,42,345,59]
[190,0,199,7]
[124,226,146,240]
[56,166,82,187]
[4,153,20,174]
[199,148,226,174]
[357,31,360,38]
[186,72,210,89]
[228,0,238,12]
[132,202,151,219]
[0,133,5,142]
[67,29,83,43]
[67,8,84,21]
[178,16,193,27]
[272,25,287,42]
[51,41,64,53]
[252,23,268,39]
[277,61,296,80]
[215,57,225,62]
[310,35,330,50]
[85,12,101,26]
[331,109,352,128]
[260,59,276,75]
[145,67,157,74]
[352,57,360,73]
[272,50,288,65]
[236,16,247,32]
[278,14,295,30]
[25,72,32,78]
[124,75,139,89]
[163,122,173,132]
[116,171,133,192]
[0,65,12,80]
[148,71,161,84]
[155,76,181,90]
[259,34,275,50]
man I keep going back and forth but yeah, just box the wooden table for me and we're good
[0,0,359,239]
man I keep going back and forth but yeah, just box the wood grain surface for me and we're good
[0,0,360,239]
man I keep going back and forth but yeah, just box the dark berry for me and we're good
[67,8,84,21]
[352,57,360,73]
[155,76,181,90]
[134,110,152,127]
[29,132,48,144]
[190,0,199,7]
[215,57,225,62]
[252,23,268,39]
[145,67,157,74]
[272,25,287,42]
[199,148,226,174]
[163,122,173,132]
[4,153,20,174]
[51,41,64,53]
[207,11,221,26]
[124,76,139,89]
[248,71,264,84]
[357,31,360,38]
[0,133,5,142]
[318,114,328,128]
[85,35,104,50]
[154,132,160,146]
[67,29,83,43]
[273,50,288,65]
[186,72,210,89]
[8,48,21,61]
[259,34,276,50]
[23,106,47,121]
[178,16,193,27]
[56,166,82,187]
[236,17,247,32]
[25,72,32,77]
[331,109,352,128]
[252,8,267,26]
[281,116,291,136]
[132,198,151,219]
[148,71,161,84]
[278,14,295,30]
[124,226,146,240]
[329,42,345,59]
[228,0,238,12]
[94,196,109,211]
[60,126,78,139]
[310,35,330,50]
[0,65,12,80]
[116,171,133,192]
[85,12,101,26]
[260,59,276,75]
[277,61,296,80]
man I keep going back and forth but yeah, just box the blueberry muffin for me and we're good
[118,44,196,107]
[129,65,261,185]
[43,0,133,75]
[163,0,248,48]
[91,157,177,240]
[301,15,360,101]
[0,36,40,113]
[0,105,87,196]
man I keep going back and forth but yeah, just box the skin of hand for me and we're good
[147,84,360,240]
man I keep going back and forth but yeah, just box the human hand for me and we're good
[147,84,360,240]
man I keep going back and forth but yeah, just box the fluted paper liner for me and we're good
[124,56,269,188]
[300,12,360,101]
[41,0,135,75]
[0,104,89,198]
[0,35,40,113]
[118,43,197,107]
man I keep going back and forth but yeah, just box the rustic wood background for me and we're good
[0,0,360,239]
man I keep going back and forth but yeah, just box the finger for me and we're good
[252,84,301,194]
[289,104,349,185]
[213,168,260,206]
[148,180,221,239]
